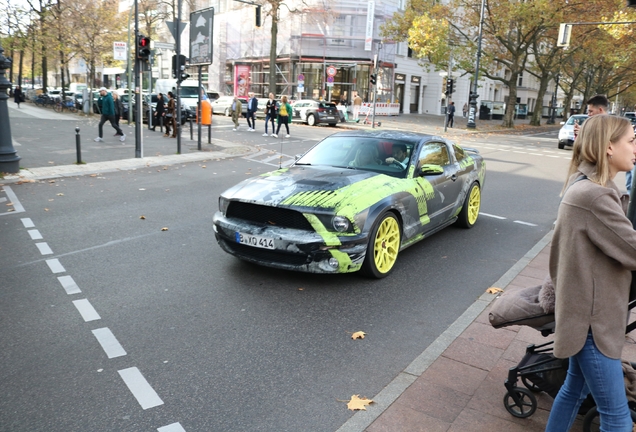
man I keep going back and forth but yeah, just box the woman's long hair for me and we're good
[563,114,631,192]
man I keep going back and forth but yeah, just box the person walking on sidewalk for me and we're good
[353,92,362,122]
[446,101,456,128]
[263,93,277,136]
[13,85,23,108]
[151,93,165,132]
[231,96,243,131]
[272,95,292,138]
[112,92,123,130]
[462,102,468,118]
[545,114,636,432]
[94,88,125,143]
[246,92,258,131]
[164,92,176,138]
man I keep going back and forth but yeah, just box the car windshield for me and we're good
[295,136,415,179]
[179,87,199,98]
[566,116,587,126]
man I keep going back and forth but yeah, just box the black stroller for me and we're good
[489,282,636,431]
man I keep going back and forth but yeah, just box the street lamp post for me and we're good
[0,42,21,174]
[546,73,560,125]
[467,0,486,129]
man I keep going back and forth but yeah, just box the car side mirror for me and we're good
[418,164,444,176]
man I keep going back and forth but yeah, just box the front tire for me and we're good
[224,107,230,116]
[558,140,565,149]
[456,182,481,228]
[361,212,401,278]
[307,114,316,126]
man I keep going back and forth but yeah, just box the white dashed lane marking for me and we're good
[480,212,539,227]
[92,328,127,359]
[28,229,43,240]
[72,298,101,322]
[158,423,187,432]
[514,220,539,227]
[118,367,164,410]
[480,212,506,220]
[21,218,35,228]
[35,242,53,255]
[45,258,66,273]
[58,275,81,295]
[0,186,25,215]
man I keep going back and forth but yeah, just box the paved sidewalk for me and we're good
[338,233,636,432]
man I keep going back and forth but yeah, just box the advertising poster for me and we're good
[234,65,251,97]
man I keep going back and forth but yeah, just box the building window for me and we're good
[518,73,523,87]
[407,47,413,58]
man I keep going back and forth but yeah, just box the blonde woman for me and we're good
[546,114,636,431]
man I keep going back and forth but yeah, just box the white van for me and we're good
[155,79,204,111]
[68,83,87,94]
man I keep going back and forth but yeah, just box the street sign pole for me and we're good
[134,0,143,158]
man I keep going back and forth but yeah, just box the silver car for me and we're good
[211,95,247,116]
[558,114,588,149]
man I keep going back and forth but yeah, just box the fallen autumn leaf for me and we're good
[346,395,373,411]
[351,331,366,340]
[486,287,503,294]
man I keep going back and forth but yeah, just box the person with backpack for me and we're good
[272,95,292,138]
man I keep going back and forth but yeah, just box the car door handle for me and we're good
[451,174,458,181]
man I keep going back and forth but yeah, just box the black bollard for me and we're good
[208,124,211,144]
[189,118,193,141]
[75,127,82,164]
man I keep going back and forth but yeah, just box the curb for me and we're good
[335,230,554,432]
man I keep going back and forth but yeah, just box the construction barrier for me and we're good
[360,103,400,116]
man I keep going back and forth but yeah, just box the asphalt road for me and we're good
[1,106,591,432]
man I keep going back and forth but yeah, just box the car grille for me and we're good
[222,240,310,265]
[226,202,314,231]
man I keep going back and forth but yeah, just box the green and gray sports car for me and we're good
[213,130,486,278]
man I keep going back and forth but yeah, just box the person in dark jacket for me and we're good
[164,92,177,138]
[446,101,455,127]
[151,93,165,132]
[545,114,636,432]
[94,88,125,143]
[246,92,258,131]
[263,93,277,136]
[112,92,124,130]
[13,85,23,108]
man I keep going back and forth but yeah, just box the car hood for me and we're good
[221,165,417,217]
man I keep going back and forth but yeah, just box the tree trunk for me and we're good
[502,73,518,128]
[269,13,278,96]
[41,48,48,92]
[18,50,24,87]
[529,76,549,126]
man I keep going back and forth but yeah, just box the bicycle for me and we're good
[54,98,77,113]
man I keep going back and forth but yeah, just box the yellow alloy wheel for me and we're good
[373,215,401,274]
[467,185,481,226]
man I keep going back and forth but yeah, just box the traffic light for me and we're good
[255,5,262,27]
[445,78,454,95]
[137,35,151,60]
[172,54,187,79]
[369,74,377,85]
[178,68,190,84]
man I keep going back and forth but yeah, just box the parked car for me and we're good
[206,91,220,102]
[558,114,588,149]
[211,95,248,116]
[213,130,486,278]
[291,99,339,126]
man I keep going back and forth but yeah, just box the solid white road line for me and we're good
[35,242,53,255]
[21,217,35,228]
[28,229,43,240]
[514,220,539,227]
[45,258,66,273]
[92,327,127,358]
[158,423,186,432]
[57,275,81,295]
[118,367,164,410]
[72,299,101,322]
[479,212,507,220]
[1,186,25,214]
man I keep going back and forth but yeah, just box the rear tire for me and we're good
[360,212,401,278]
[307,114,316,126]
[456,182,481,228]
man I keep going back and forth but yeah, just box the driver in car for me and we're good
[385,144,409,169]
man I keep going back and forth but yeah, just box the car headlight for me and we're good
[219,196,230,214]
[332,215,350,232]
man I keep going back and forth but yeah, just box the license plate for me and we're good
[235,232,275,249]
[324,116,334,120]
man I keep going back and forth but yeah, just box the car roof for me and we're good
[327,129,443,144]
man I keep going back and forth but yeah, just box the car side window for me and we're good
[453,144,466,162]
[418,142,451,167]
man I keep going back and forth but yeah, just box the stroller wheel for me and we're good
[521,376,542,392]
[503,387,537,418]
[582,405,636,432]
